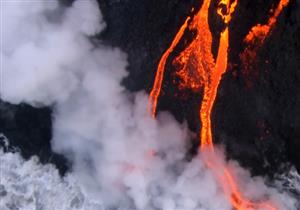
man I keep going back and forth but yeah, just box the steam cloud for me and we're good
[1,0,298,209]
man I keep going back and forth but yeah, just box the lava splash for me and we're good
[148,0,289,209]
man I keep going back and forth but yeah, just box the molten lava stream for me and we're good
[148,0,289,209]
[244,0,290,45]
[241,0,290,85]
[148,17,190,118]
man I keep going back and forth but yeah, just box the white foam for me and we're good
[0,149,105,210]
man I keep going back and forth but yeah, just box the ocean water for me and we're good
[0,149,104,210]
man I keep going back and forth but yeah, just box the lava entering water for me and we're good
[148,0,289,209]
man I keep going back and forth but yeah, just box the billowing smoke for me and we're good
[0,0,298,209]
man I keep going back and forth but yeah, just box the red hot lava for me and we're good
[240,0,290,87]
[148,0,289,209]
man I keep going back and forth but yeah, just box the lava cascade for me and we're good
[148,0,289,209]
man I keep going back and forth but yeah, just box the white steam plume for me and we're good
[0,0,298,209]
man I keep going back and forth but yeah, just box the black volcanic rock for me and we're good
[213,0,300,176]
[99,0,300,176]
[0,101,69,175]
[98,0,198,91]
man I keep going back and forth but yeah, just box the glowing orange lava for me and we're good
[241,0,289,86]
[148,17,190,117]
[148,0,289,209]
[244,0,289,45]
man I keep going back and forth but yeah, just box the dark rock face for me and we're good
[99,0,300,176]
[213,0,300,175]
[98,0,197,91]
[0,101,69,175]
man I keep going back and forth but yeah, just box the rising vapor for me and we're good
[0,0,298,209]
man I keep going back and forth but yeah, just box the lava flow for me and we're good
[148,0,289,209]
[148,17,190,117]
[240,0,290,85]
[244,0,290,45]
